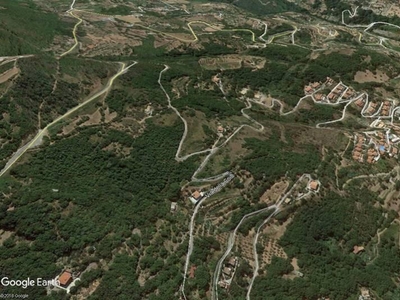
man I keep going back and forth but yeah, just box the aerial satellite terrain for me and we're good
[2,0,400,299]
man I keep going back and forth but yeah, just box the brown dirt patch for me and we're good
[354,69,390,83]
[260,181,289,205]
[62,117,82,135]
[0,67,19,84]
[81,108,102,126]
[199,55,265,70]
[291,125,347,151]
[102,142,131,157]
[325,48,355,56]
[0,230,12,246]
[116,15,141,23]
[263,218,292,240]
[291,258,299,271]
[104,107,117,123]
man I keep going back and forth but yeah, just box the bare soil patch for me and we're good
[260,181,289,205]
[62,117,81,135]
[354,69,390,83]
[0,67,19,84]
[81,108,102,126]
[116,15,141,23]
[104,107,117,123]
[263,218,292,240]
[199,55,265,70]
[0,230,12,246]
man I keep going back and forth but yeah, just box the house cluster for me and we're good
[366,147,379,164]
[368,130,399,158]
[352,133,379,164]
[354,94,367,109]
[363,101,380,116]
[363,99,394,117]
[326,83,347,103]
[352,134,366,162]
[352,130,399,164]
[304,81,321,94]
[218,256,238,289]
[304,77,359,104]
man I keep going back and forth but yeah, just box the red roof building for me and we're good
[59,271,72,287]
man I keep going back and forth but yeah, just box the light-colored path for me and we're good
[158,65,263,182]
[211,205,276,300]
[0,61,137,177]
[342,6,400,52]
[73,8,257,44]
[246,174,312,300]
[60,0,83,57]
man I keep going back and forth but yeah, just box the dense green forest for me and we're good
[250,187,400,299]
[1,0,400,299]
[0,0,71,56]
[240,131,321,182]
[0,121,199,298]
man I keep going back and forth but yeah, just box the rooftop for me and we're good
[309,180,319,190]
[353,245,365,254]
[192,190,202,200]
[59,271,72,286]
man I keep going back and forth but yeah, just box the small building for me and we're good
[355,99,364,107]
[360,287,371,300]
[315,93,323,101]
[189,190,204,205]
[212,75,220,83]
[353,245,365,254]
[58,271,72,288]
[228,257,237,268]
[170,202,177,213]
[312,82,320,89]
[189,265,197,279]
[222,266,232,277]
[309,180,319,191]
[217,125,224,133]
[304,86,312,93]
[192,190,202,200]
